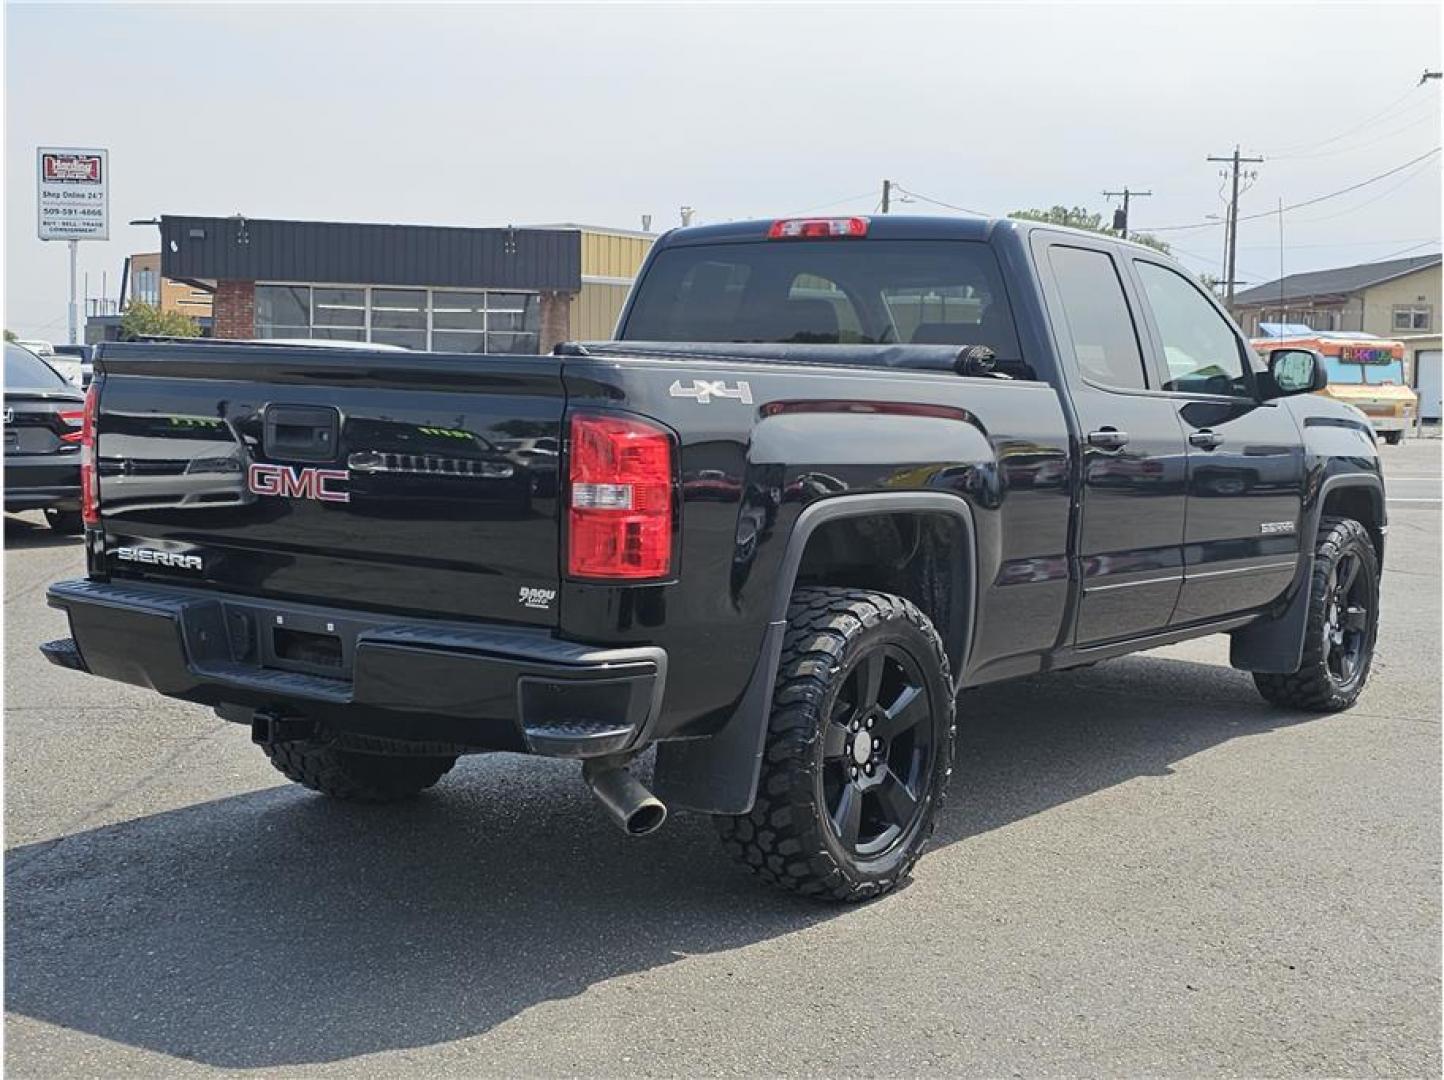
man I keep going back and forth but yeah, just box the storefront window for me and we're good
[253,284,541,352]
[485,293,540,353]
[255,285,310,338]
[370,288,427,350]
[312,287,365,341]
[431,290,486,353]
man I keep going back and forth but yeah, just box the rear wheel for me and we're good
[262,741,457,802]
[1382,430,1403,446]
[715,587,955,902]
[1254,516,1379,712]
[44,508,84,534]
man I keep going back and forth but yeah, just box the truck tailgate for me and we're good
[93,345,565,626]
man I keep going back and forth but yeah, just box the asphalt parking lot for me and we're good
[4,438,1439,1078]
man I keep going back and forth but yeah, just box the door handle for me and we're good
[1087,428,1129,450]
[1189,430,1224,450]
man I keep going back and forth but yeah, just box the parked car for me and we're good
[13,338,54,357]
[42,216,1384,902]
[50,344,95,388]
[3,342,86,532]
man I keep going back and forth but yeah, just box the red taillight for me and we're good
[767,216,869,239]
[567,412,674,580]
[58,408,85,443]
[80,385,99,526]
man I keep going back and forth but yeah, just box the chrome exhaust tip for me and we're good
[582,758,668,836]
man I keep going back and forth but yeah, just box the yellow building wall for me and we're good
[571,282,632,340]
[581,231,654,280]
[1359,268,1441,337]
[570,229,654,341]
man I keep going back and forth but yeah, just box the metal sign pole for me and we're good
[68,239,79,344]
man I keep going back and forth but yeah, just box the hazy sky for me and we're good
[5,2,1440,340]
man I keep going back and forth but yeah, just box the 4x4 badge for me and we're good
[669,379,753,405]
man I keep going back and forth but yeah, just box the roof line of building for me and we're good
[527,222,659,240]
[1234,253,1442,306]
[159,214,664,241]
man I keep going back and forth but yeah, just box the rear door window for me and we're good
[622,240,1021,359]
[1047,246,1149,391]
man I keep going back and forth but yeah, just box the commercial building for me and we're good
[149,215,652,354]
[1230,252,1441,337]
[1231,253,1442,421]
[127,251,215,320]
[85,251,217,342]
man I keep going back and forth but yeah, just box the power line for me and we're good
[1235,235,1441,251]
[1251,146,1441,220]
[1286,152,1438,225]
[1269,102,1439,161]
[1141,147,1442,233]
[1258,84,1426,157]
[890,185,988,216]
[1373,237,1443,262]
[787,190,877,216]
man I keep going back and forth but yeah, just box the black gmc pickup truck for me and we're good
[43,215,1385,902]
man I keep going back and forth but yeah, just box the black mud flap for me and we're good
[1229,559,1311,673]
[653,620,786,815]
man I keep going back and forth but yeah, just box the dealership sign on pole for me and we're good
[37,147,108,240]
[37,147,108,345]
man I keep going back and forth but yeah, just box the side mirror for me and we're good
[1264,348,1327,399]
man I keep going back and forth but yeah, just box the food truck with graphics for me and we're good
[1251,327,1417,444]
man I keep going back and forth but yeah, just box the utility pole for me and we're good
[881,179,891,214]
[1103,187,1150,239]
[67,239,78,345]
[1207,145,1264,309]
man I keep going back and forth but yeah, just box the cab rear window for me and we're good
[621,240,1021,360]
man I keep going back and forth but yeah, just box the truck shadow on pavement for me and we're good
[3,516,82,551]
[4,655,1321,1069]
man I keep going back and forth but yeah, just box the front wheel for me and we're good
[1382,430,1404,446]
[1254,516,1379,712]
[715,587,955,902]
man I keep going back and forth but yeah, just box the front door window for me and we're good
[1135,262,1251,397]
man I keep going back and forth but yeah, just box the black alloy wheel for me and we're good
[715,587,955,902]
[1254,516,1380,712]
[821,644,936,859]
[1321,545,1371,691]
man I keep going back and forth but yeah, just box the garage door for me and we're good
[1416,349,1442,421]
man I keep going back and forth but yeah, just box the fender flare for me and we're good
[654,492,977,815]
[1230,471,1385,674]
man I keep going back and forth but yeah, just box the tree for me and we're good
[120,302,201,340]
[3,329,16,342]
[1008,205,1171,255]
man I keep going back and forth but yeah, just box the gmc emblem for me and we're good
[247,462,350,503]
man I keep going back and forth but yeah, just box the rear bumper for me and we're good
[44,578,666,758]
[4,457,80,511]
